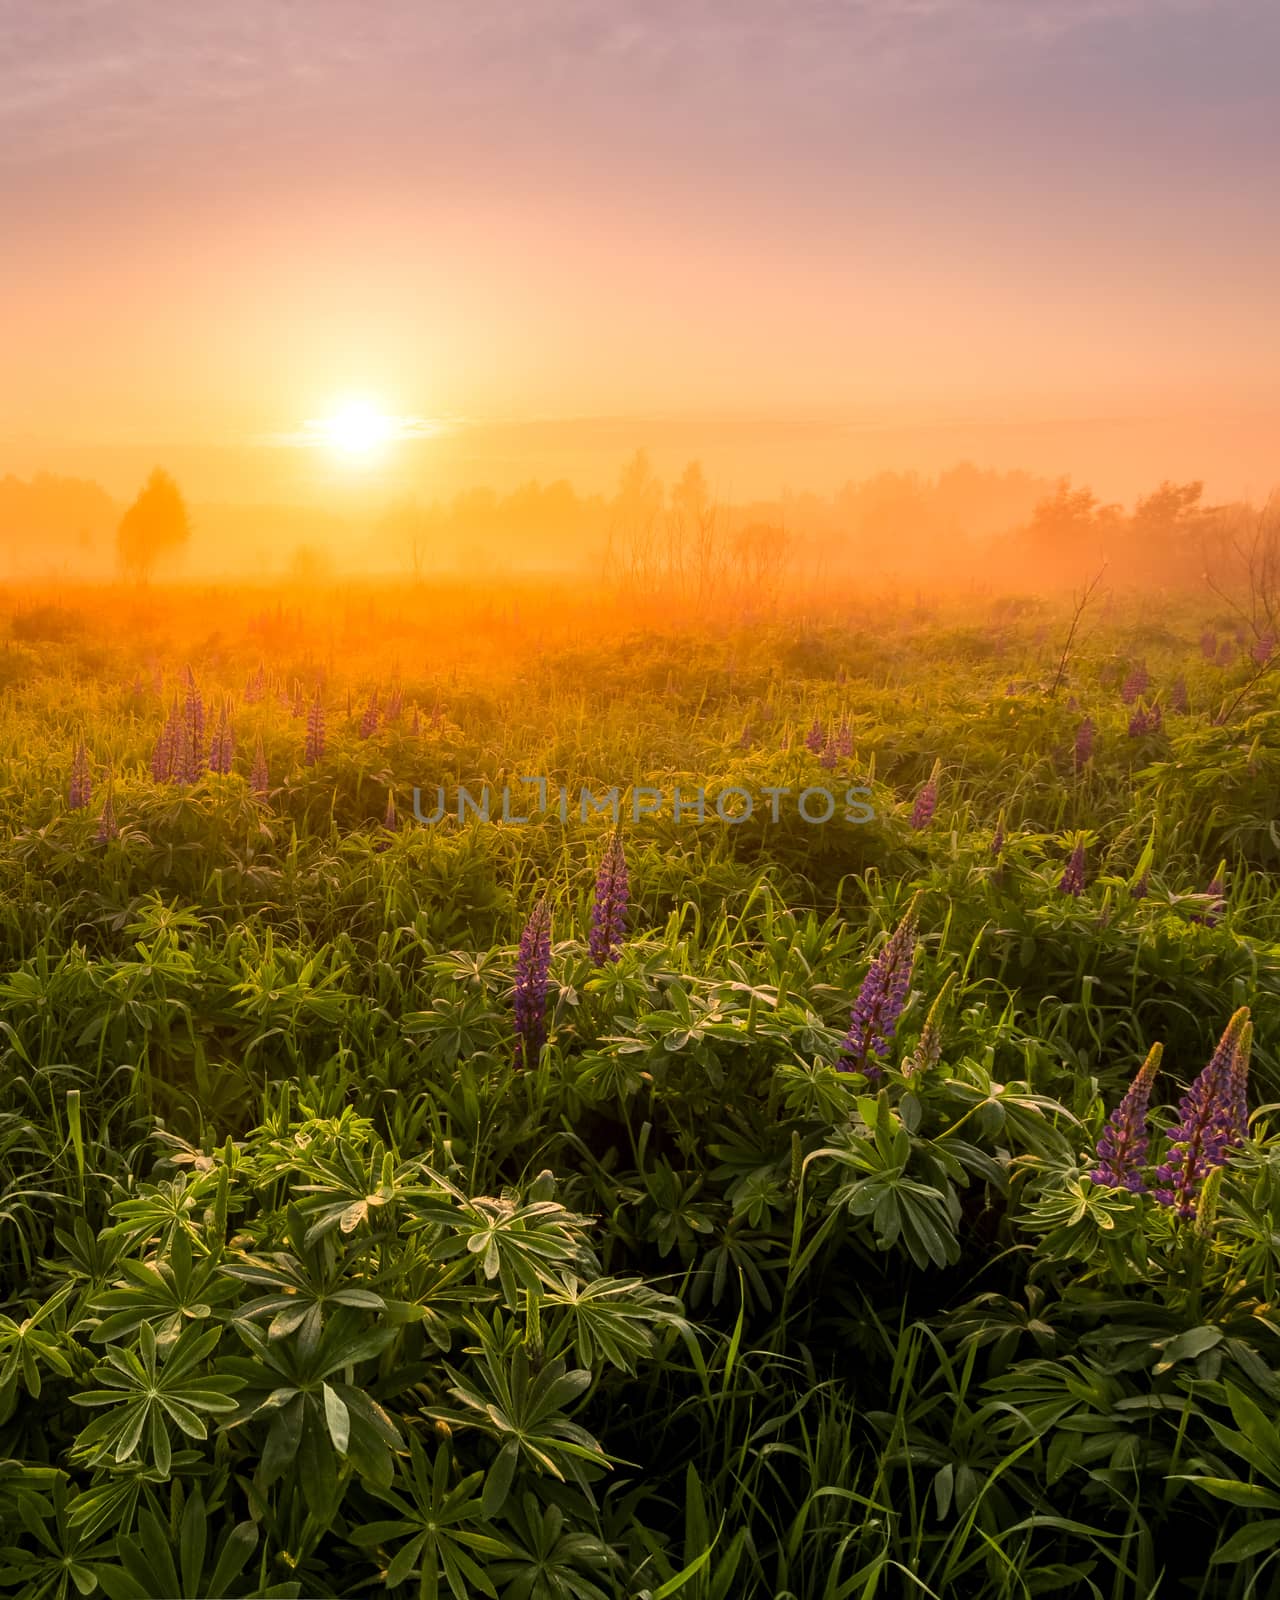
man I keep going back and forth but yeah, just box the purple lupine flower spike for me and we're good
[1059,839,1086,896]
[514,896,553,1068]
[69,739,91,810]
[1121,662,1149,704]
[1169,677,1188,714]
[304,689,326,766]
[839,897,919,1079]
[185,666,205,779]
[805,718,824,753]
[152,693,180,782]
[1090,1043,1161,1190]
[911,761,940,830]
[1074,717,1094,769]
[1252,632,1275,666]
[1153,1008,1251,1217]
[359,690,380,738]
[819,732,838,770]
[589,830,629,966]
[836,721,853,757]
[1200,630,1217,660]
[208,701,234,774]
[96,789,119,844]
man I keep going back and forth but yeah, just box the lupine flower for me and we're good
[1074,717,1094,768]
[1169,677,1188,714]
[250,734,269,796]
[208,702,234,775]
[1131,869,1149,900]
[184,667,205,779]
[819,732,838,770]
[1200,630,1217,659]
[1121,663,1149,704]
[68,740,91,810]
[95,789,119,843]
[805,718,824,753]
[514,897,553,1068]
[304,690,326,766]
[589,830,629,966]
[151,695,179,782]
[244,665,265,704]
[386,686,403,720]
[1090,1043,1161,1191]
[1217,640,1235,667]
[1252,632,1275,666]
[911,761,940,830]
[840,898,918,1078]
[1153,1008,1252,1217]
[1059,839,1086,896]
[359,690,380,738]
[291,682,305,717]
[1128,702,1162,737]
[836,721,853,757]
[903,973,954,1078]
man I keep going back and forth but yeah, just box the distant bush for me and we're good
[10,603,86,642]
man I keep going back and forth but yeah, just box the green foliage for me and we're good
[0,587,1277,1594]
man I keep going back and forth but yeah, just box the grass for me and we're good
[0,576,1277,1598]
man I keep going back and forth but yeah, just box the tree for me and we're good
[378,496,436,579]
[117,469,190,580]
[606,450,663,592]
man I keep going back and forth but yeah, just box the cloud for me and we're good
[261,413,448,449]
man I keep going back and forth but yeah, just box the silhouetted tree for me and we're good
[117,468,190,580]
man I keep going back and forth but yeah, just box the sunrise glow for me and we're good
[310,399,398,464]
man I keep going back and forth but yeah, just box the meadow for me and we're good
[0,577,1277,1600]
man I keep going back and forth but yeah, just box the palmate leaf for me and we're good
[89,1230,238,1346]
[220,1311,403,1508]
[220,1206,388,1356]
[351,1436,510,1600]
[431,1331,610,1482]
[0,1472,117,1600]
[69,1322,242,1476]
[538,1274,683,1373]
[0,1281,77,1403]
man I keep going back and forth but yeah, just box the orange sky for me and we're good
[2,1,1278,504]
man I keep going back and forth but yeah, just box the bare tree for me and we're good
[1048,563,1108,697]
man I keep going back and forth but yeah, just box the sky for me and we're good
[2,0,1278,505]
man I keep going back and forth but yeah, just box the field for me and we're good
[0,578,1277,1600]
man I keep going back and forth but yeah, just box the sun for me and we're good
[317,398,397,462]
